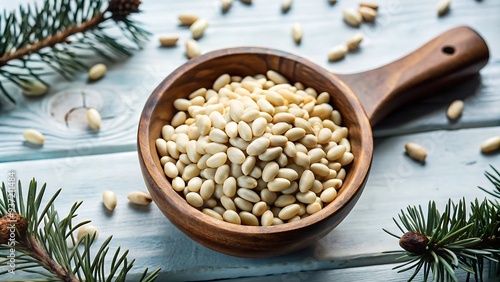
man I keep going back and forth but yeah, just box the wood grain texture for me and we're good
[1,126,498,280]
[337,26,489,126]
[138,47,373,257]
[0,0,499,162]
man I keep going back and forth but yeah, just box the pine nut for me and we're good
[327,145,347,161]
[178,13,199,26]
[346,33,364,51]
[275,195,296,207]
[127,191,152,205]
[203,208,223,220]
[405,142,427,163]
[22,129,45,145]
[86,108,102,130]
[328,45,348,62]
[307,202,322,214]
[159,36,179,47]
[278,204,300,220]
[447,100,464,121]
[186,39,201,59]
[480,136,500,154]
[237,188,260,203]
[206,152,228,168]
[268,178,291,192]
[261,210,274,226]
[342,8,362,27]
[320,188,338,203]
[277,168,299,181]
[164,162,179,178]
[190,18,208,39]
[282,0,292,13]
[239,211,259,226]
[213,74,231,92]
[359,2,379,10]
[221,0,233,12]
[102,191,117,211]
[252,201,267,216]
[267,70,288,85]
[77,225,98,241]
[291,23,303,45]
[358,7,377,22]
[237,175,258,189]
[296,191,316,204]
[437,0,451,16]
[259,147,283,161]
[88,63,106,81]
[223,210,241,224]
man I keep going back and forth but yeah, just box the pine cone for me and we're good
[108,0,141,19]
[0,212,28,244]
[399,231,429,254]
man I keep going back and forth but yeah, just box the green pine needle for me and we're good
[0,178,160,281]
[0,0,150,105]
[385,166,500,282]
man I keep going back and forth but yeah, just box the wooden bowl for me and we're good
[138,26,488,257]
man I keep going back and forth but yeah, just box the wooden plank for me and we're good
[225,263,499,282]
[1,0,500,162]
[1,126,498,280]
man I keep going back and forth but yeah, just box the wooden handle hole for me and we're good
[442,46,456,55]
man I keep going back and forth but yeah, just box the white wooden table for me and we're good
[1,0,499,281]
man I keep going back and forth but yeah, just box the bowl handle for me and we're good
[336,26,489,126]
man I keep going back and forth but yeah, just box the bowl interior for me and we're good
[138,47,373,257]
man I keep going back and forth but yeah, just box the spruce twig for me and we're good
[0,178,159,281]
[384,167,500,282]
[0,0,150,105]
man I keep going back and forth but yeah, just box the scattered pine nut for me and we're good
[190,18,208,39]
[292,23,304,45]
[86,108,102,131]
[359,2,379,10]
[480,136,500,154]
[221,0,233,12]
[88,63,106,81]
[282,0,292,13]
[102,190,117,211]
[328,45,348,62]
[23,129,45,145]
[178,13,199,26]
[20,80,48,96]
[358,6,377,22]
[437,0,451,16]
[343,8,362,27]
[346,33,364,51]
[159,36,179,47]
[127,191,153,205]
[77,225,98,241]
[186,39,201,59]
[446,100,464,121]
[405,142,427,163]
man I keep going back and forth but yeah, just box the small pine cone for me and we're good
[0,212,28,244]
[399,231,429,254]
[108,0,141,19]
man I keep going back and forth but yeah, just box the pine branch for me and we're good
[0,178,160,281]
[384,166,500,282]
[0,0,150,105]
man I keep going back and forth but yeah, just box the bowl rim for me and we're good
[137,47,373,235]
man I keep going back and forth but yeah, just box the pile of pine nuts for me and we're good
[156,70,353,226]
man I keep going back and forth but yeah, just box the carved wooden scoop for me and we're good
[138,26,489,257]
